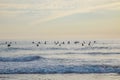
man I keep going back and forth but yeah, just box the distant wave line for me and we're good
[65,52,120,55]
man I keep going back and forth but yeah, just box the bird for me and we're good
[88,41,91,46]
[5,42,7,44]
[74,41,79,44]
[7,44,11,47]
[32,41,35,44]
[61,41,65,45]
[67,41,70,44]
[15,42,17,44]
[93,41,96,43]
[38,42,41,44]
[44,41,47,44]
[82,43,84,46]
[36,44,39,47]
[54,41,59,45]
[83,41,85,44]
[10,42,12,44]
[59,44,61,46]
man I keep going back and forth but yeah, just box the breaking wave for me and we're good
[0,65,120,74]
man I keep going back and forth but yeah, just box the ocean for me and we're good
[0,40,120,80]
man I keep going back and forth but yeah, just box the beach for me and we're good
[0,74,120,80]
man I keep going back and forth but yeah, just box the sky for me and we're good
[0,0,120,40]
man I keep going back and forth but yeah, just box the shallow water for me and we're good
[0,74,120,80]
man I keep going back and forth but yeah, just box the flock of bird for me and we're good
[0,41,96,48]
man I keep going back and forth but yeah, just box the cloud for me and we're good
[32,1,120,25]
[0,0,81,17]
[0,0,120,23]
[0,0,80,10]
[0,0,120,39]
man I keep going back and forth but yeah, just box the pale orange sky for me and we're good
[0,0,120,40]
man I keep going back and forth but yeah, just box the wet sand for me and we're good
[0,73,120,80]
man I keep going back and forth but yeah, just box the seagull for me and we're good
[74,41,79,44]
[82,43,84,46]
[36,44,39,47]
[7,44,11,47]
[54,41,59,45]
[67,41,70,44]
[32,42,35,44]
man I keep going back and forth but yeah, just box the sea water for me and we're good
[0,40,120,80]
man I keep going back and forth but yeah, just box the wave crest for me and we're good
[0,65,120,74]
[0,56,43,62]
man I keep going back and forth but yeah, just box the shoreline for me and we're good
[0,73,120,80]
